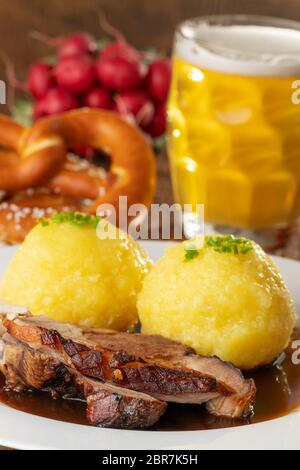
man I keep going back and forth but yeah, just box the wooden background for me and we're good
[1,0,300,79]
[1,0,300,450]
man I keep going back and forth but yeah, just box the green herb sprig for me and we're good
[40,212,100,229]
[184,247,199,261]
[184,234,253,261]
[205,234,253,255]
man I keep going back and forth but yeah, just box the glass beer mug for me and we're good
[167,15,300,247]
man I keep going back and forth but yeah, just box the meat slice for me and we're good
[0,333,167,429]
[0,310,256,418]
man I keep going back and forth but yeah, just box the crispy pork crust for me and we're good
[0,334,167,429]
[1,312,256,419]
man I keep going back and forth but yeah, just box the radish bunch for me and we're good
[26,32,171,140]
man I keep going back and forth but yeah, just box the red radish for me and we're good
[33,99,47,119]
[58,33,97,58]
[145,103,166,137]
[115,90,147,115]
[54,56,96,94]
[146,59,171,103]
[84,87,113,109]
[30,31,96,58]
[96,55,144,91]
[100,41,140,62]
[28,62,54,99]
[98,12,141,62]
[115,90,154,126]
[136,101,155,127]
[36,88,79,117]
[71,145,95,160]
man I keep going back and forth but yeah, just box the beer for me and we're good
[168,16,300,245]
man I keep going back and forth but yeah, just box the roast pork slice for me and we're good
[0,333,167,429]
[0,311,256,418]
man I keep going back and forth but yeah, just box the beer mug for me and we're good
[167,15,300,247]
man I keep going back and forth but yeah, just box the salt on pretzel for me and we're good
[0,109,156,243]
[0,115,66,191]
[0,190,84,244]
[48,154,110,201]
[26,108,156,212]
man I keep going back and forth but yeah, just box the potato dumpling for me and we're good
[0,213,152,330]
[138,236,296,369]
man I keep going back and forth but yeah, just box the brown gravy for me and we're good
[1,335,300,431]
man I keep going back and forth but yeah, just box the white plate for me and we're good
[0,241,299,450]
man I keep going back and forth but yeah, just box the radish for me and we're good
[98,12,141,62]
[33,99,47,119]
[100,41,140,63]
[96,55,145,91]
[71,145,95,160]
[36,88,79,117]
[145,102,166,137]
[146,59,171,103]
[30,31,97,58]
[54,55,96,94]
[58,33,97,58]
[115,90,154,126]
[28,62,54,99]
[84,87,113,109]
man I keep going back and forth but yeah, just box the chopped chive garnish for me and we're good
[205,234,253,255]
[184,235,253,261]
[184,247,199,261]
[184,243,199,261]
[40,212,101,229]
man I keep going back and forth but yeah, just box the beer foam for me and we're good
[175,20,300,76]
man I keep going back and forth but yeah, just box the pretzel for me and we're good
[26,108,156,213]
[0,109,156,243]
[0,115,66,191]
[48,154,110,201]
[0,189,84,244]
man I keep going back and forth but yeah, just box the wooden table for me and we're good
[1,0,300,450]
